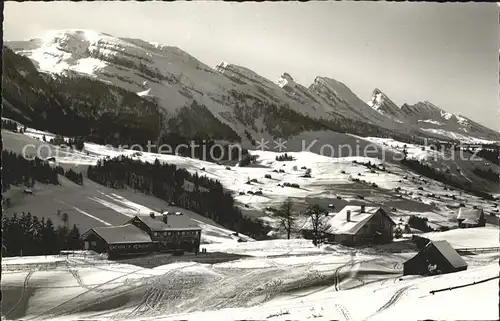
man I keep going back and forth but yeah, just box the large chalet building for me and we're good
[81,212,201,258]
[302,205,396,246]
[126,214,201,253]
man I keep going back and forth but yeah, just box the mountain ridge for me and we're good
[6,29,500,145]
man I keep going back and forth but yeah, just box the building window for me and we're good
[91,241,97,246]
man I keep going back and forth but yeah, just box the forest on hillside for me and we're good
[2,212,82,257]
[87,157,271,239]
[400,157,495,200]
[2,150,84,193]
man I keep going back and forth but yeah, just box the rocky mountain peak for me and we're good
[277,72,295,88]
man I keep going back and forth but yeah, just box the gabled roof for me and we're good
[302,205,395,235]
[85,224,152,244]
[130,214,201,231]
[457,208,483,224]
[428,240,468,269]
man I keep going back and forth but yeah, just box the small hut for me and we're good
[403,240,467,276]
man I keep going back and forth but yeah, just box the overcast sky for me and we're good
[4,2,499,130]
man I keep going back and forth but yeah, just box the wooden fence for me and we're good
[430,276,499,294]
[456,247,500,254]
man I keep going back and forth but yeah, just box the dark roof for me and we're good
[87,224,152,244]
[132,214,201,231]
[457,208,483,224]
[428,240,468,269]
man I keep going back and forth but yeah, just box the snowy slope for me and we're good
[1,243,498,321]
[4,123,499,233]
[419,226,499,249]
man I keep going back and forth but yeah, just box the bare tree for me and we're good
[304,204,328,246]
[61,212,69,227]
[276,198,296,239]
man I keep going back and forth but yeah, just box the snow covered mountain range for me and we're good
[6,29,500,145]
[368,89,499,144]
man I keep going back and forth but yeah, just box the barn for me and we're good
[303,205,396,246]
[81,224,154,258]
[457,208,485,228]
[403,240,468,276]
[126,212,202,254]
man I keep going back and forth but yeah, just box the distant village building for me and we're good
[302,205,396,246]
[81,212,201,258]
[403,240,468,276]
[457,208,485,228]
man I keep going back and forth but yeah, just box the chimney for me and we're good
[346,210,351,222]
[360,205,366,213]
[149,212,155,219]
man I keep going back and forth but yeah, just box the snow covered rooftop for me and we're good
[87,224,152,244]
[457,208,484,224]
[132,214,201,231]
[303,205,395,235]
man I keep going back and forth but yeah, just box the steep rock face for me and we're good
[309,77,400,129]
[401,101,450,120]
[367,88,405,121]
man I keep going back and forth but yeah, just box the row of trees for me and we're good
[86,157,270,239]
[2,212,83,257]
[461,145,499,165]
[42,134,85,151]
[276,153,294,161]
[475,149,499,165]
[2,118,19,131]
[153,134,248,163]
[473,167,500,184]
[57,167,84,185]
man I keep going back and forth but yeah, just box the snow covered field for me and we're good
[2,239,498,321]
[420,226,499,249]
